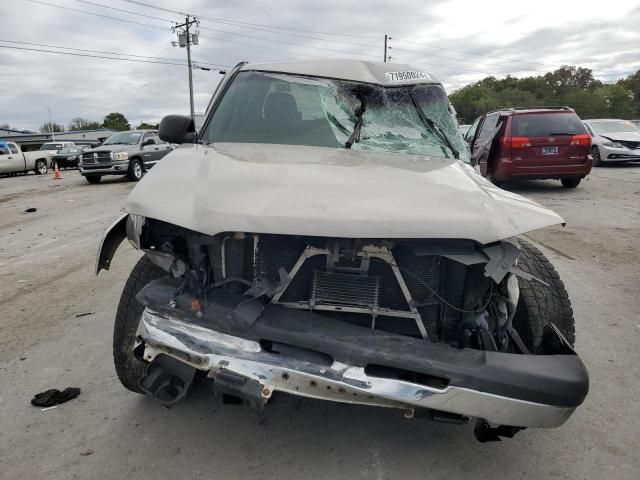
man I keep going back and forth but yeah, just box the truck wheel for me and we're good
[127,158,143,181]
[85,175,102,184]
[113,256,166,393]
[561,178,581,188]
[591,146,603,167]
[34,160,48,175]
[512,240,575,352]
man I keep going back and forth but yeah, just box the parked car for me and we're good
[0,141,51,176]
[97,60,588,442]
[38,141,75,156]
[78,130,173,184]
[583,119,640,166]
[50,143,90,169]
[468,106,592,188]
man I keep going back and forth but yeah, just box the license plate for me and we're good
[542,146,558,155]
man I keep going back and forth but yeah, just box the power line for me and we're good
[0,44,188,66]
[196,26,380,58]
[27,0,364,61]
[0,39,229,67]
[391,38,562,69]
[75,0,177,23]
[25,0,168,30]
[196,33,323,59]
[114,0,556,74]
[122,0,380,39]
[389,44,545,71]
[77,0,381,57]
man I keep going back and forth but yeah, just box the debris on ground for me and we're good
[79,449,94,456]
[31,387,81,407]
[75,311,95,318]
[24,207,37,213]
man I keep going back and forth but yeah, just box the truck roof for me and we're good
[239,59,441,86]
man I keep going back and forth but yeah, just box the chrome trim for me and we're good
[137,308,576,428]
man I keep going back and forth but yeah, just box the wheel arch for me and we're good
[96,214,129,274]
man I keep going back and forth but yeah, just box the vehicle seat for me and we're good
[263,92,302,135]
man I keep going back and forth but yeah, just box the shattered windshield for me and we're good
[201,71,469,162]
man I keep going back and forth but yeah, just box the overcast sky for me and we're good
[1,0,639,131]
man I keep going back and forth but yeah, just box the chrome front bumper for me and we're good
[138,308,580,428]
[79,160,129,175]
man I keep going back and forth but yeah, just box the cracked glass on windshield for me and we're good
[201,71,469,162]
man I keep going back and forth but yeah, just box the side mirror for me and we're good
[159,115,196,144]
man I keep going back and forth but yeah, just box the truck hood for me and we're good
[85,144,140,153]
[124,143,564,244]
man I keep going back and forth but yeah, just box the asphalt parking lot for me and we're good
[1,167,639,480]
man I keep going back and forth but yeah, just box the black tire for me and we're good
[113,256,166,393]
[127,158,143,182]
[85,175,102,184]
[513,240,575,352]
[34,159,48,175]
[591,146,603,167]
[488,172,503,188]
[561,177,581,188]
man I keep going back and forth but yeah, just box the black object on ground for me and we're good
[31,387,81,407]
[24,208,37,213]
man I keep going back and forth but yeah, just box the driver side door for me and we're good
[140,132,159,168]
[0,143,25,174]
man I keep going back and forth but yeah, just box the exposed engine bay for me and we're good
[135,217,535,354]
[97,211,589,442]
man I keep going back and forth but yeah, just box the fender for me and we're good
[96,214,128,274]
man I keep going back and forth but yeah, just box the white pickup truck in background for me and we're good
[0,141,52,175]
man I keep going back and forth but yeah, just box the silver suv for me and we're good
[97,60,588,442]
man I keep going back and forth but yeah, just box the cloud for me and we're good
[0,0,638,130]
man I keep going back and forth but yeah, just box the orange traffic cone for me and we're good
[52,161,62,180]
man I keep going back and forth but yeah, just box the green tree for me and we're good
[68,117,101,131]
[39,121,64,133]
[449,65,636,122]
[102,112,130,131]
[136,122,159,129]
[618,70,640,117]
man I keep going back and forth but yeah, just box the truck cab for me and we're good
[0,141,50,175]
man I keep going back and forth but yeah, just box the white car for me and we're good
[38,141,75,157]
[583,119,640,166]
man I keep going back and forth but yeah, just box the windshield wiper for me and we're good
[549,132,575,136]
[409,93,459,159]
[345,102,366,149]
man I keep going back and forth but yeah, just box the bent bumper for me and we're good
[135,280,589,428]
[494,157,592,181]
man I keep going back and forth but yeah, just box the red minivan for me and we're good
[469,107,592,188]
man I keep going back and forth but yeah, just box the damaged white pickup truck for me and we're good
[97,60,588,442]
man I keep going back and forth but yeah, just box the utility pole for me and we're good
[384,34,387,63]
[172,16,199,122]
[47,105,55,140]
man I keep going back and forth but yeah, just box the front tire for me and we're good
[34,160,47,175]
[127,158,143,182]
[561,177,581,188]
[513,240,575,352]
[85,175,102,184]
[113,256,166,393]
[591,146,603,167]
